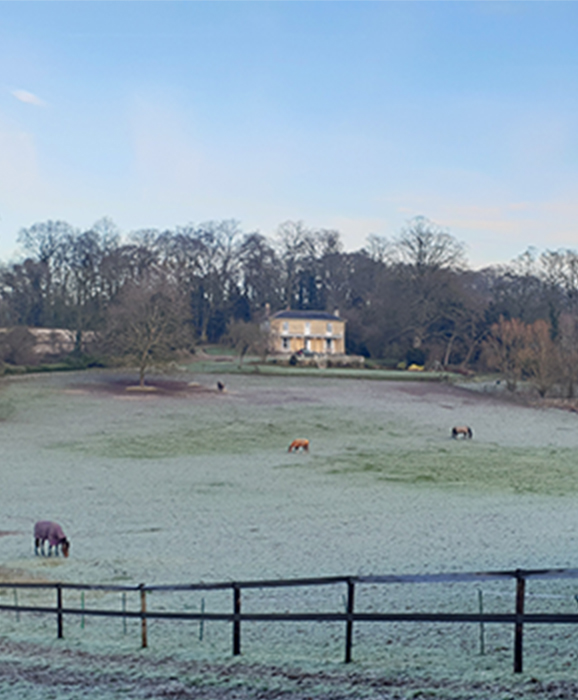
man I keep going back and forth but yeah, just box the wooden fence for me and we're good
[2,567,578,673]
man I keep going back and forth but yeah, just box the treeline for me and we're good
[2,215,578,395]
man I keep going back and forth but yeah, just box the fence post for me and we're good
[478,589,485,656]
[345,579,355,663]
[514,570,526,673]
[233,584,241,656]
[199,597,205,642]
[140,584,148,649]
[56,584,63,639]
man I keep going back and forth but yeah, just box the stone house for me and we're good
[268,310,345,355]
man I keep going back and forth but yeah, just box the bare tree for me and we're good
[556,313,578,398]
[238,233,283,311]
[226,320,269,367]
[103,274,192,386]
[17,220,76,327]
[483,316,528,391]
[392,216,466,272]
[520,319,558,397]
[387,218,467,354]
[276,220,311,308]
[365,234,390,264]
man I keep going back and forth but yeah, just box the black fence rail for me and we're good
[2,567,578,673]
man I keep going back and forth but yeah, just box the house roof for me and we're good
[271,310,342,321]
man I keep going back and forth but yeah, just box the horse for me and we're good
[451,426,473,439]
[288,439,309,453]
[217,381,225,392]
[34,521,70,557]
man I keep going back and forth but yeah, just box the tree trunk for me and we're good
[443,331,456,367]
[460,340,477,369]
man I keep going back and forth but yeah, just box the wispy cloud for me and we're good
[11,89,46,107]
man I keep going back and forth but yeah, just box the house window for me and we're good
[305,338,312,351]
[282,321,289,333]
[305,322,311,335]
[326,338,332,352]
[326,323,332,334]
[282,337,290,350]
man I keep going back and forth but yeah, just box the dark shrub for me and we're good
[0,327,37,366]
[406,347,426,366]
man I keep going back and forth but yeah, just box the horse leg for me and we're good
[34,537,40,556]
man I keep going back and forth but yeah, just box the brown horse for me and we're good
[451,426,473,439]
[288,439,309,453]
[34,521,70,557]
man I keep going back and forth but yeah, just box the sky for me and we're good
[1,2,578,268]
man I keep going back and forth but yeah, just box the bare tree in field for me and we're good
[226,320,269,367]
[103,275,192,386]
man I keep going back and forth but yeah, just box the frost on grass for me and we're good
[2,370,578,692]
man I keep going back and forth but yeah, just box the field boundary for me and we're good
[2,566,578,673]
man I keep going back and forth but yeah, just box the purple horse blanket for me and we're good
[34,521,70,557]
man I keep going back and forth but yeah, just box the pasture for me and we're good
[2,368,578,688]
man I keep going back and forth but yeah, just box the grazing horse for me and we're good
[34,521,70,557]
[451,426,473,439]
[217,381,225,392]
[288,439,309,453]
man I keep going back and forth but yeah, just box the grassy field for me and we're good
[2,367,578,683]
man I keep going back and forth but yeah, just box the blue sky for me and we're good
[1,2,578,267]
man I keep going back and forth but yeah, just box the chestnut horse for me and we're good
[451,426,473,439]
[288,439,309,453]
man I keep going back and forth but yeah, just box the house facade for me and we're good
[268,310,346,355]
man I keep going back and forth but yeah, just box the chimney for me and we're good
[265,303,271,318]
[334,309,340,318]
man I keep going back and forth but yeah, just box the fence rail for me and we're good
[2,566,578,673]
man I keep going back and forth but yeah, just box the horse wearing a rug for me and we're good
[451,426,473,439]
[34,521,70,557]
